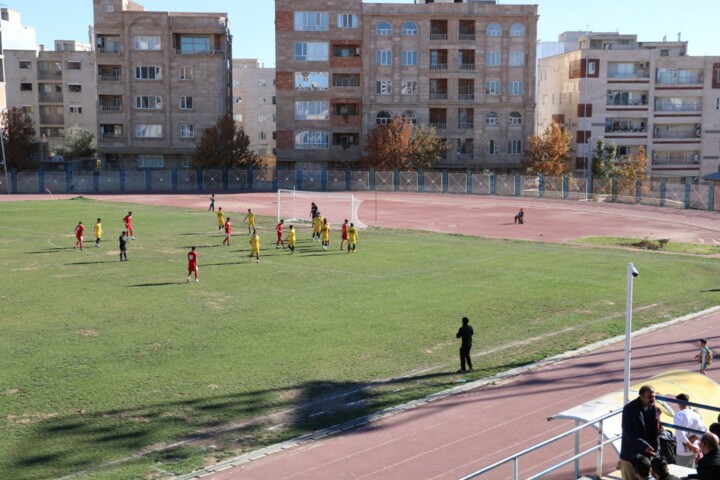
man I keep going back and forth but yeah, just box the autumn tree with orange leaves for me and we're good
[525,122,572,176]
[361,115,413,169]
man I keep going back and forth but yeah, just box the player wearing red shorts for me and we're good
[340,219,349,251]
[123,211,134,239]
[187,246,199,282]
[74,221,85,250]
[276,219,285,248]
[223,217,232,246]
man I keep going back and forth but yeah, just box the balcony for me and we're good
[429,93,448,101]
[37,71,62,81]
[100,104,122,112]
[333,74,360,87]
[38,92,63,103]
[459,64,476,71]
[429,123,447,130]
[98,74,121,82]
[39,114,64,125]
[653,126,700,139]
[458,94,475,101]
[653,151,700,166]
[101,133,124,141]
[458,122,475,129]
[430,34,448,41]
[174,48,226,56]
[459,34,476,41]
[657,71,704,85]
[655,101,702,112]
[430,63,447,71]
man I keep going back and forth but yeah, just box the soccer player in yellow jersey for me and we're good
[216,207,225,232]
[347,223,358,253]
[312,213,323,241]
[94,218,103,247]
[243,208,256,234]
[248,229,260,263]
[321,218,330,250]
[287,225,297,254]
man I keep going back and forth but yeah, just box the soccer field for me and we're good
[2,198,720,479]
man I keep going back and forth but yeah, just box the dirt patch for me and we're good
[77,329,99,337]
[7,412,59,425]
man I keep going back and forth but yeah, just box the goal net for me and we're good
[277,189,366,229]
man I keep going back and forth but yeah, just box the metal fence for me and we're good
[3,168,718,212]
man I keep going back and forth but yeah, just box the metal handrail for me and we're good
[528,434,621,480]
[459,409,621,480]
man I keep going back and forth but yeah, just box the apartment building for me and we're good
[275,0,538,170]
[232,59,276,164]
[5,41,97,152]
[0,8,37,111]
[537,32,720,179]
[93,0,232,170]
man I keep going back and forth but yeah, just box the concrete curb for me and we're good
[174,305,720,479]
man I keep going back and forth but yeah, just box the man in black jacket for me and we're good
[619,385,661,480]
[456,317,473,373]
[695,432,720,479]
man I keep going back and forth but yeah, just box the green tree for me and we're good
[2,107,37,170]
[53,126,97,158]
[361,115,413,169]
[191,115,259,169]
[591,137,621,178]
[525,122,572,176]
[409,124,447,170]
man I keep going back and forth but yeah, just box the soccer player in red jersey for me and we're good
[123,211,134,239]
[187,246,199,282]
[276,219,285,248]
[223,217,232,246]
[74,221,85,250]
[340,219,349,251]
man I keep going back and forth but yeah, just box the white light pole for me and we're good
[623,262,639,404]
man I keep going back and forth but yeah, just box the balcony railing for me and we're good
[38,92,63,103]
[657,74,704,85]
[607,72,650,79]
[655,102,702,112]
[37,71,62,81]
[101,133,124,141]
[653,127,700,139]
[459,94,475,101]
[459,64,476,71]
[458,122,475,129]
[605,127,647,133]
[39,115,65,125]
[430,33,448,40]
[333,79,360,87]
[653,152,700,165]
[429,123,447,130]
[174,49,226,55]
[459,34,476,41]
[98,48,121,54]
[430,63,447,70]
[429,93,448,100]
[98,74,121,82]
[607,99,647,106]
[100,105,122,112]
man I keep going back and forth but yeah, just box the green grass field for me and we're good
[2,198,720,479]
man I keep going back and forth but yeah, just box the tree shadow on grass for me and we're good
[26,248,72,254]
[128,282,187,287]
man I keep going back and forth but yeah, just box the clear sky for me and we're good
[7,0,720,66]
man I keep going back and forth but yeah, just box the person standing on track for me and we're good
[74,221,85,250]
[695,338,712,375]
[216,207,225,232]
[123,211,134,239]
[209,193,215,212]
[456,316,474,373]
[187,246,199,282]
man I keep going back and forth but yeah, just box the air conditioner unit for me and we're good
[693,154,699,162]
[638,62,648,69]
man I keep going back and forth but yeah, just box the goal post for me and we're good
[276,189,366,229]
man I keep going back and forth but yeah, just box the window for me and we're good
[376,21,392,36]
[402,21,418,36]
[509,23,525,37]
[21,105,35,113]
[258,80,267,87]
[258,97,267,104]
[179,96,193,110]
[485,112,499,125]
[295,130,329,149]
[134,36,161,50]
[135,124,163,138]
[233,114,243,122]
[103,4,115,12]
[486,51,501,67]
[587,61,597,75]
[178,35,211,54]
[68,84,82,93]
[508,81,524,95]
[179,66,193,80]
[509,51,524,67]
[259,132,267,140]
[295,72,329,90]
[402,110,417,125]
[338,13,359,28]
[401,81,417,95]
[376,111,392,124]
[69,106,83,114]
[67,61,82,70]
[485,81,500,95]
[180,124,194,138]
[508,139,522,155]
[487,23,501,37]
[232,79,240,87]
[135,66,161,80]
[295,101,329,120]
[294,11,329,31]
[258,114,266,122]
[376,80,392,95]
[138,155,164,168]
[136,96,162,109]
[509,112,522,125]
[19,61,32,69]
[295,42,329,61]
[487,139,498,155]
[21,83,33,91]
[401,51,418,66]
[376,50,392,66]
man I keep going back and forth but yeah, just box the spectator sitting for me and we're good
[709,423,720,438]
[514,208,525,224]
[633,454,656,480]
[694,432,720,479]
[650,457,680,480]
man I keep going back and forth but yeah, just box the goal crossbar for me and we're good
[277,189,366,229]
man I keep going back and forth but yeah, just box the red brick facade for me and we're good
[276,11,293,32]
[276,130,294,149]
[275,72,294,91]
